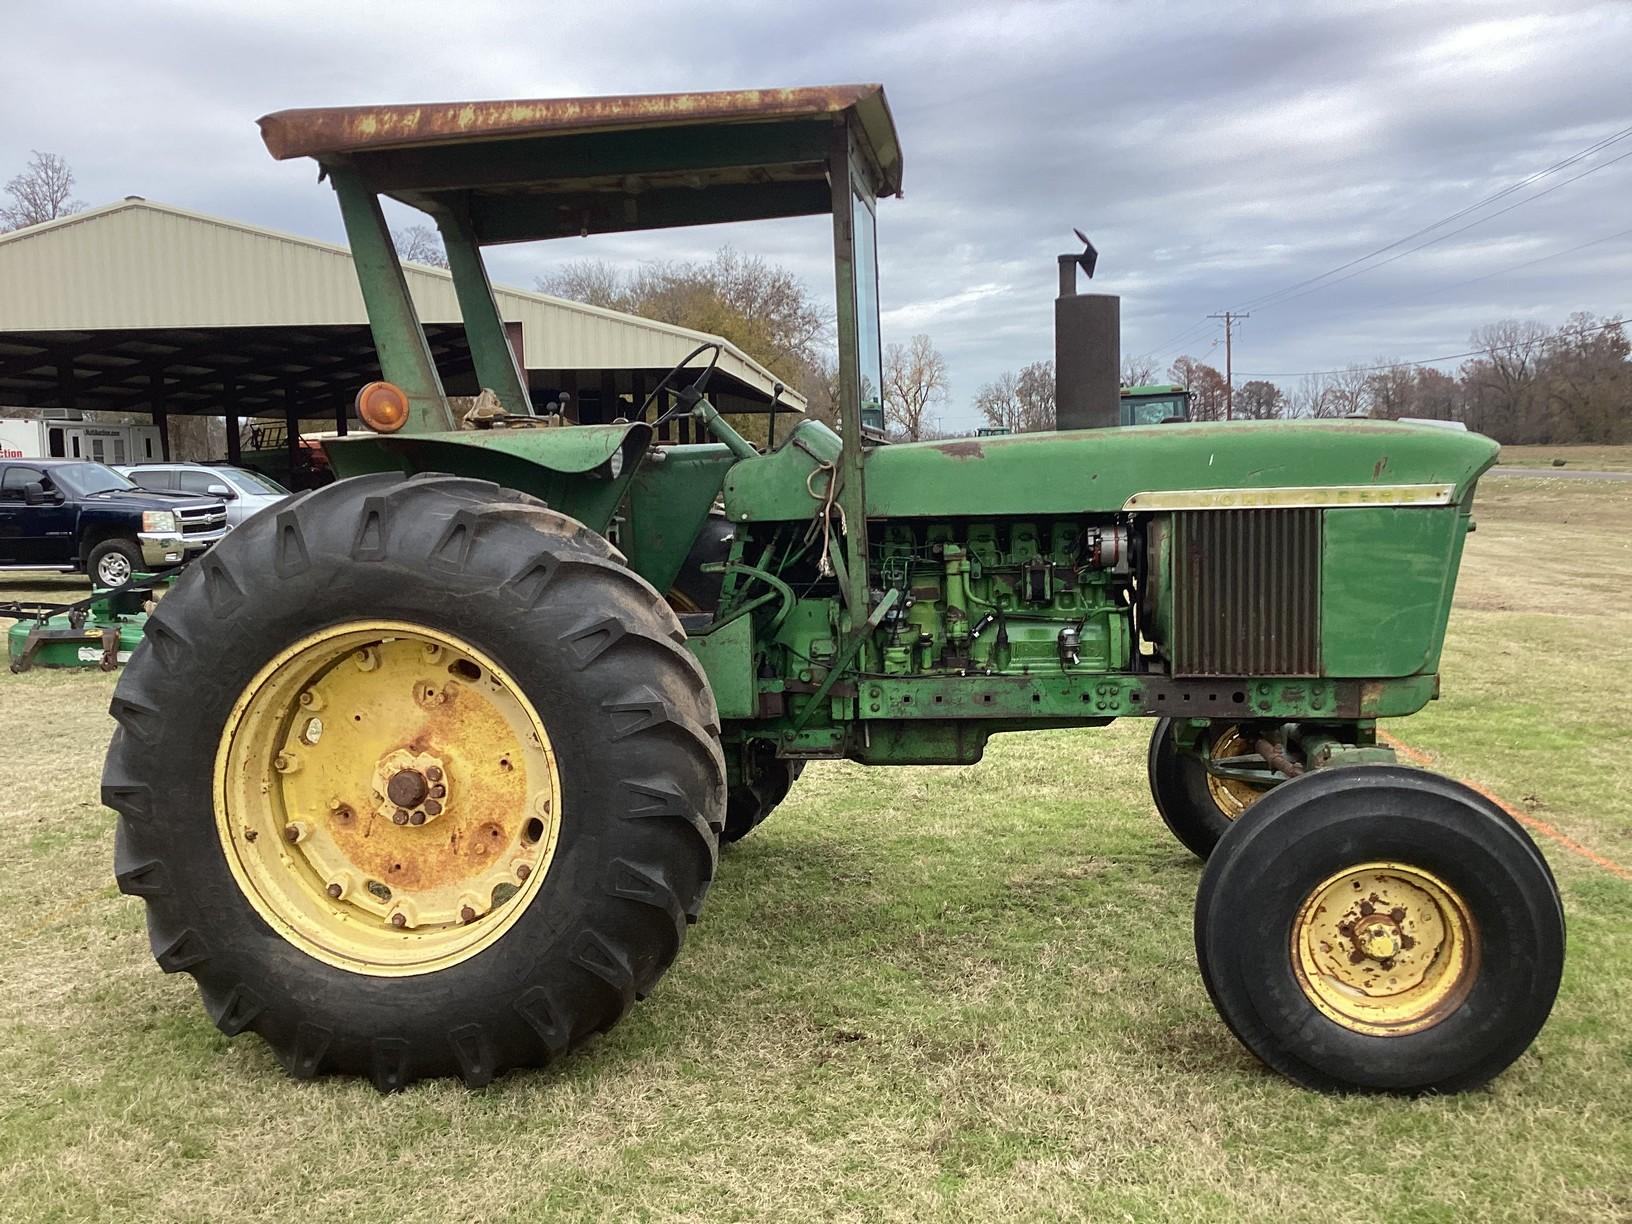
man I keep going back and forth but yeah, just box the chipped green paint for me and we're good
[864,419,1497,519]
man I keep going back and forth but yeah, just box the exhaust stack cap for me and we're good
[1059,229,1098,296]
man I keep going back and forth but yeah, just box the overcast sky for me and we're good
[4,0,1629,430]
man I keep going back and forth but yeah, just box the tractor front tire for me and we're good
[1195,765,1564,1093]
[1148,718,1272,860]
[722,741,804,843]
[104,473,724,1090]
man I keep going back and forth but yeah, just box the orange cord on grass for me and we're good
[1379,730,1632,882]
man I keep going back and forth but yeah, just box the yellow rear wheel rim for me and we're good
[1292,862,1478,1035]
[214,620,562,977]
[1204,725,1272,820]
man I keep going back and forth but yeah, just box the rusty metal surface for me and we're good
[1171,508,1322,678]
[260,84,886,160]
[1253,735,1306,779]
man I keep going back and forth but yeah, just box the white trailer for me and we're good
[0,416,163,465]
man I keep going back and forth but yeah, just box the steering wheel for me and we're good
[642,342,723,426]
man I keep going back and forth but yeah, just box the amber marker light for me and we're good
[356,381,410,433]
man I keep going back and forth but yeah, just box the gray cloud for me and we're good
[3,0,1628,429]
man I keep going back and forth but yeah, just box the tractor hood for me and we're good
[863,420,1500,517]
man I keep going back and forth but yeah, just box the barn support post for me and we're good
[151,371,171,460]
[57,360,77,412]
[284,383,300,473]
[630,371,647,421]
[225,374,242,466]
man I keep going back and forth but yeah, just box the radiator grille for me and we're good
[1171,509,1321,676]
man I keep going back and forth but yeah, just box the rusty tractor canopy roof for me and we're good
[257,85,902,244]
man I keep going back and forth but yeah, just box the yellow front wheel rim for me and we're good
[214,621,562,977]
[1292,862,1478,1035]
[1204,725,1272,820]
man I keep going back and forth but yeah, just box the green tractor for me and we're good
[1120,383,1191,425]
[105,86,1562,1094]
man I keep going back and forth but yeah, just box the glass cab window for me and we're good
[851,187,885,435]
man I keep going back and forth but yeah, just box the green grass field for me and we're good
[1,473,1629,1223]
[1497,441,1632,471]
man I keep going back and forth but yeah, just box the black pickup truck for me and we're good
[0,458,228,588]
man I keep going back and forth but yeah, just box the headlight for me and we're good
[142,510,177,533]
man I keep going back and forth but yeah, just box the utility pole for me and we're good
[1208,311,1248,419]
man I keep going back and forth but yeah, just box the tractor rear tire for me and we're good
[1148,718,1272,860]
[1194,765,1564,1093]
[104,473,724,1090]
[722,741,803,843]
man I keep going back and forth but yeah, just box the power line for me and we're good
[1419,225,1632,299]
[1127,316,1216,364]
[1133,219,1631,378]
[1235,318,1626,380]
[1245,145,1632,313]
[1231,122,1632,314]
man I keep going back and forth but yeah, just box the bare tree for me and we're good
[1537,313,1630,443]
[1169,355,1228,421]
[801,351,841,430]
[974,371,1023,433]
[1364,361,1416,419]
[392,225,448,269]
[883,334,948,441]
[538,258,623,308]
[1252,313,1625,441]
[1014,360,1056,431]
[1409,367,1461,421]
[1234,379,1285,420]
[1325,365,1371,417]
[1120,354,1158,387]
[1289,373,1335,418]
[1460,320,1550,439]
[974,362,1054,433]
[539,247,829,384]
[2,150,84,231]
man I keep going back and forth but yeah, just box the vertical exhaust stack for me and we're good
[1054,231,1120,430]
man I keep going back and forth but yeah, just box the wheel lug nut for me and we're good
[460,905,477,924]
[390,912,407,928]
[284,826,300,843]
[426,766,443,783]
[430,785,446,799]
[409,810,426,826]
[423,800,442,817]
[326,882,343,899]
[392,809,410,826]
[516,863,531,881]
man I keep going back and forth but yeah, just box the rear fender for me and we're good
[322,423,651,537]
[322,423,739,593]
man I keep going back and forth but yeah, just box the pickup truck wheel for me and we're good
[104,473,724,1091]
[1194,765,1564,1092]
[88,538,141,589]
[1148,719,1272,860]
